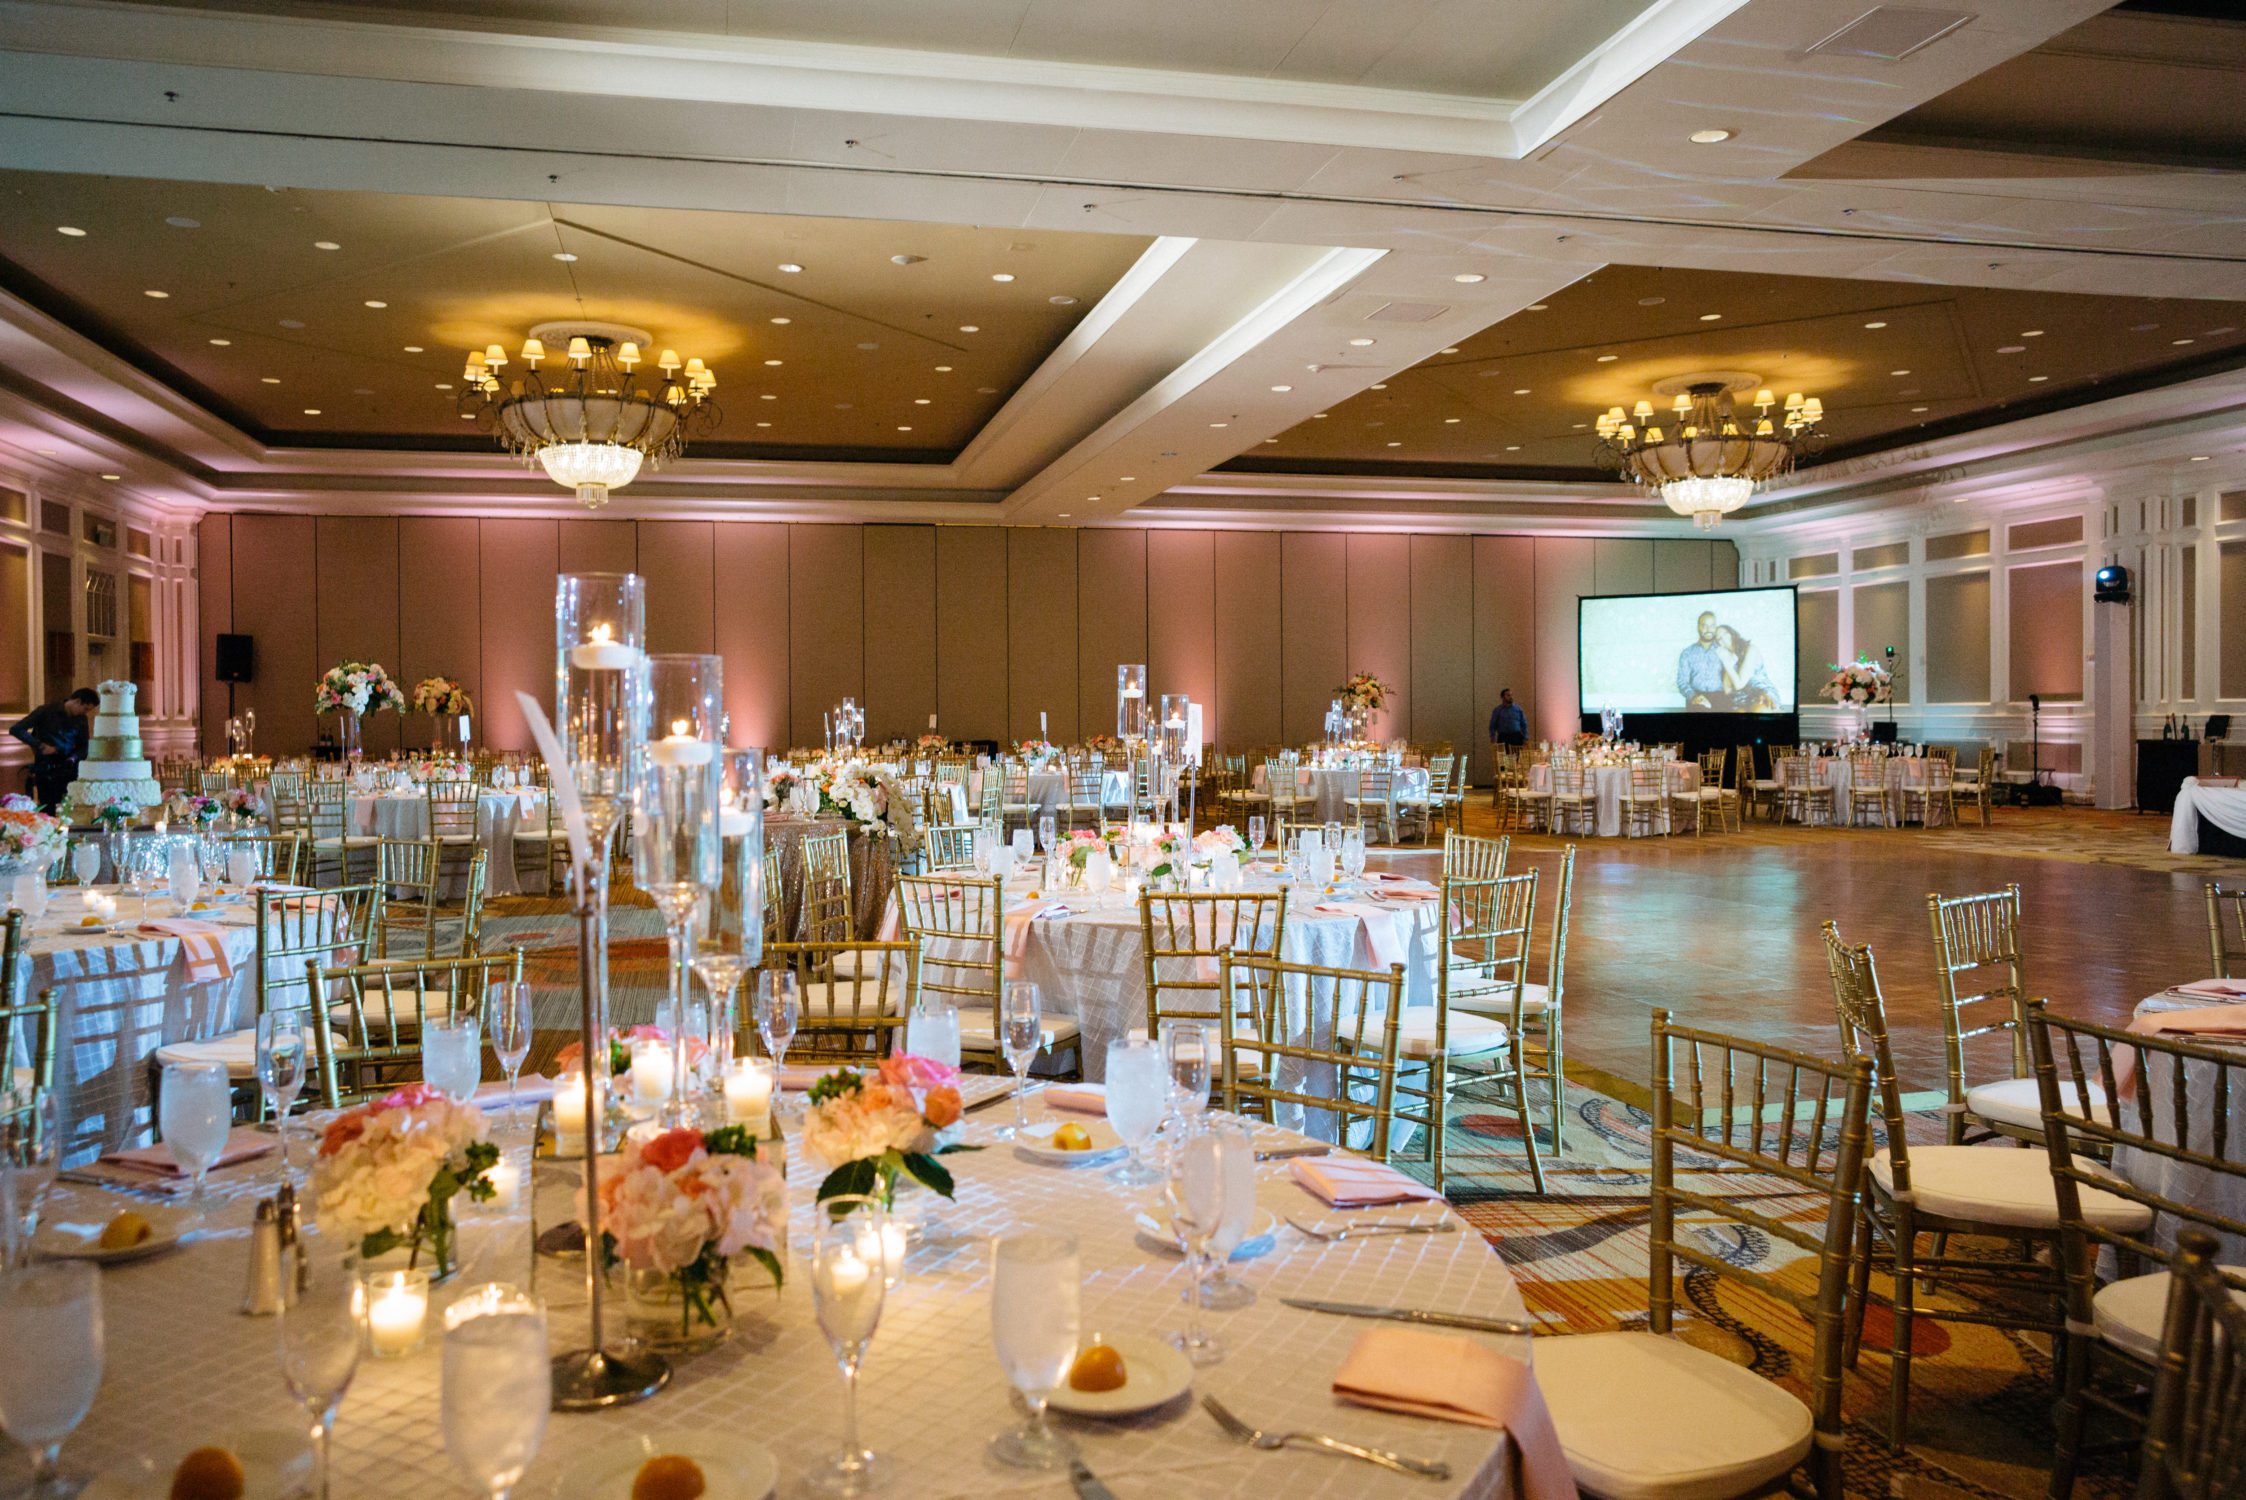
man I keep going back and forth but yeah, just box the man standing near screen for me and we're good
[1677,611,1734,711]
[1489,689,1527,747]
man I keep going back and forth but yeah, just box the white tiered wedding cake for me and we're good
[67,680,161,812]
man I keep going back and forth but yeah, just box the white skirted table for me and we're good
[1249,766,1432,824]
[2124,986,2246,1260]
[2168,777,2246,855]
[348,791,539,896]
[1524,763,1698,837]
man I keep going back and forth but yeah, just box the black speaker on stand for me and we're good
[214,633,252,725]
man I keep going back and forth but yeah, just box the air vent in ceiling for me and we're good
[1366,301,1448,323]
[1806,7,1973,60]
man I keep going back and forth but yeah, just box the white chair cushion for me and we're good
[798,978,909,1018]
[954,1011,1082,1048]
[1869,1145,2154,1232]
[1535,1331,1812,1500]
[156,1031,261,1078]
[1964,1075,2108,1133]
[1452,981,1554,1017]
[1390,1010,1510,1061]
[2093,1268,2246,1363]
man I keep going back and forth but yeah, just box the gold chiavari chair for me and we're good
[920,824,980,871]
[1442,829,1508,881]
[1218,951,1403,1152]
[760,848,786,953]
[1,908,31,1055]
[997,760,1034,833]
[1840,753,1887,829]
[1688,747,1740,833]
[154,757,196,795]
[2027,1006,2246,1500]
[761,940,920,1067]
[1736,743,1775,822]
[1398,754,1449,845]
[1451,843,1575,1156]
[425,778,481,885]
[2135,1228,2246,1500]
[2204,881,2246,977]
[1397,869,1541,1191]
[1549,756,1595,837]
[1259,758,1303,821]
[1063,766,1108,835]
[1140,891,1288,1040]
[510,791,566,896]
[1500,749,1547,833]
[1343,764,1398,845]
[1927,883,2058,1144]
[1897,757,1951,827]
[1534,1012,1867,1500]
[894,874,1083,1074]
[0,979,60,1163]
[305,781,379,886]
[308,950,525,1108]
[374,837,443,959]
[1823,922,2131,1449]
[799,830,854,945]
[1620,759,1666,838]
[1779,755,1833,826]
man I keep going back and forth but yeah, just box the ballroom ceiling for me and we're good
[1234,264,2246,480]
[0,169,1152,461]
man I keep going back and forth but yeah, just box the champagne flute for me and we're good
[808,1197,890,1497]
[442,1296,550,1500]
[127,840,162,924]
[1165,1022,1210,1133]
[485,982,534,1122]
[756,971,800,1109]
[996,983,1042,1140]
[1166,1130,1231,1366]
[255,1010,311,1181]
[278,1234,362,1500]
[0,1261,101,1495]
[987,1230,1080,1469]
[1246,814,1265,857]
[1103,1038,1167,1188]
[1036,813,1056,857]
[158,1061,231,1218]
[1197,1120,1260,1311]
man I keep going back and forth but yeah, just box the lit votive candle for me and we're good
[649,720,715,768]
[878,1221,909,1289]
[723,1062,773,1130]
[553,1072,604,1153]
[630,1039,673,1103]
[484,1154,522,1212]
[829,1248,870,1298]
[569,624,638,671]
[363,1268,429,1358]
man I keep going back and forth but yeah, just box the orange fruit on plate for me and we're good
[169,1446,245,1500]
[631,1455,707,1500]
[1051,1122,1093,1151]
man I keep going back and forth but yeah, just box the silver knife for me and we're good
[1255,1144,1331,1162]
[1069,1458,1122,1500]
[1281,1296,1538,1336]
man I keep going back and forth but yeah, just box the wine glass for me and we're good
[1322,821,1343,862]
[996,983,1042,1141]
[1165,1022,1210,1132]
[0,1261,101,1495]
[68,842,98,887]
[442,1295,550,1500]
[158,1061,231,1217]
[756,971,800,1106]
[1036,813,1056,857]
[1083,848,1112,908]
[1340,826,1367,886]
[1166,1129,1233,1366]
[988,1230,1080,1470]
[1103,1038,1167,1188]
[278,1233,362,1500]
[127,840,163,923]
[1198,1120,1260,1311]
[0,1089,60,1273]
[255,1010,311,1180]
[422,1017,482,1103]
[808,1196,890,1496]
[485,982,534,1122]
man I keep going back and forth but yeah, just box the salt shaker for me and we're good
[242,1199,286,1316]
[274,1181,304,1301]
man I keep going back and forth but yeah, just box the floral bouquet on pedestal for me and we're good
[410,676,473,717]
[803,1056,977,1212]
[913,733,949,754]
[311,1083,497,1279]
[0,797,66,873]
[1014,739,1058,764]
[599,1125,785,1350]
[1336,672,1390,714]
[1820,660,1892,706]
[1083,734,1121,755]
[166,793,222,829]
[313,660,407,717]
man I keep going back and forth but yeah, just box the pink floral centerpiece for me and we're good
[598,1124,786,1348]
[1013,739,1058,764]
[1820,659,1893,706]
[914,733,949,753]
[311,1082,498,1278]
[410,676,474,717]
[802,1055,977,1211]
[0,796,66,874]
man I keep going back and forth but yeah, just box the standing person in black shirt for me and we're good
[9,687,97,812]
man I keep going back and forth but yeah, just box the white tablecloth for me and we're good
[2170,777,2246,854]
[19,1107,1529,1500]
[2124,988,2246,1260]
[1024,770,1134,820]
[1250,766,1432,824]
[1526,762,1696,837]
[349,791,538,896]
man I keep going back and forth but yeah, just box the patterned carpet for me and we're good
[1428,1069,2131,1500]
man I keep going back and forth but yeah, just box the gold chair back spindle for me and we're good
[1139,891,1287,1034]
[308,949,525,1108]
[1928,882,2034,1143]
[2204,881,2246,978]
[799,830,855,945]
[2136,1227,2246,1500]
[760,941,920,1067]
[1220,952,1403,1153]
[1441,830,1508,880]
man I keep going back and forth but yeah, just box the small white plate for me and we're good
[556,1431,779,1500]
[35,1207,185,1265]
[61,921,118,936]
[1014,1119,1126,1166]
[1045,1332,1194,1418]
[1132,1204,1279,1262]
[82,1427,313,1499]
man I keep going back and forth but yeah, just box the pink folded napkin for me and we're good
[1290,1155,1444,1207]
[1383,889,1438,903]
[1002,899,1067,962]
[137,918,235,983]
[1370,872,1412,883]
[1044,1083,1107,1114]
[1333,1327,1578,1500]
[2114,1002,2246,1099]
[2173,979,2246,1001]
[103,1126,275,1178]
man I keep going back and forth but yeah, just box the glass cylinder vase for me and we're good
[556,573,647,1048]
[636,654,724,1128]
[339,711,363,762]
[1117,665,1147,742]
[623,1263,736,1354]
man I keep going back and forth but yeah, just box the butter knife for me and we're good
[1254,1144,1330,1162]
[1281,1296,1538,1336]
[1069,1459,1123,1500]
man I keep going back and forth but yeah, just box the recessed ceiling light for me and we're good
[897,425,912,431]
[1049,296,1078,306]
[1911,406,1928,413]
[313,241,339,250]
[991,273,1014,282]
[1058,513,1070,518]
[1270,385,1292,392]
[759,394,776,400]
[1863,321,1887,329]
[764,359,782,366]
[1505,444,1521,451]
[1689,128,1733,144]
[56,226,85,237]
[1210,422,1228,428]
[1086,496,1100,503]
[887,256,921,267]
[1444,417,1461,423]
[363,300,386,309]
[2192,455,2211,461]
[857,343,878,351]
[35,449,53,455]
[1513,388,1530,395]
[1637,297,1666,307]
[208,338,230,346]
[143,289,168,299]
[2174,338,2196,346]
[1699,313,1722,321]
[935,365,952,372]
[1348,338,1376,347]
[770,317,791,325]
[959,325,979,333]
[279,319,304,329]
[1525,305,1548,312]
[1596,354,1617,362]
[2028,375,2048,383]
[1453,273,1485,284]
[1440,347,1460,354]
[2208,326,2237,335]
[913,398,930,405]
[756,421,771,427]
[1997,346,2026,354]
[403,345,423,353]
[1386,441,1402,447]
[100,473,119,481]
[434,383,452,390]
[1311,413,1327,419]
[261,377,280,384]
[1370,383,1388,390]
[2023,329,2044,337]
[780,263,805,273]
[303,408,320,415]
[1120,476,1136,482]
[1890,369,1910,376]
[166,216,200,229]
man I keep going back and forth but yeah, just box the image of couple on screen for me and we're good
[1677,610,1778,712]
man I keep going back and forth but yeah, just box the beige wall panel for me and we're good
[935,526,1008,745]
[1851,581,1912,703]
[397,517,481,752]
[639,521,715,657]
[789,526,864,749]
[1347,534,1413,742]
[862,524,936,745]
[557,519,636,577]
[197,514,231,753]
[1281,533,1349,746]
[477,518,559,752]
[2220,542,2246,701]
[1533,538,1595,742]
[713,522,789,751]
[314,516,401,758]
[1592,538,1653,598]
[1924,572,1992,703]
[1212,531,1282,751]
[1147,530,1217,742]
[1075,529,1147,736]
[2009,560,2085,702]
[1471,536,1536,784]
[1007,528,1079,744]
[1652,539,1714,594]
[1796,590,1839,703]
[1409,534,1472,760]
[230,514,318,758]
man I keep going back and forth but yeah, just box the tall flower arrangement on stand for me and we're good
[1820,660,1893,706]
[1335,673,1390,714]
[410,676,474,716]
[314,661,407,717]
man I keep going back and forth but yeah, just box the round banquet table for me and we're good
[1249,766,1432,824]
[1525,762,1697,837]
[19,1103,1533,1500]
[348,791,537,896]
[2123,987,2246,1260]
[766,814,900,940]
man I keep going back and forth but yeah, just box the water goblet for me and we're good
[1323,820,1343,861]
[756,970,800,1100]
[1009,829,1033,865]
[996,983,1042,1140]
[158,1060,231,1218]
[987,1230,1080,1470]
[442,1293,550,1500]
[68,841,99,887]
[1197,1121,1260,1311]
[1166,1129,1235,1366]
[422,1017,482,1103]
[485,982,534,1122]
[227,846,258,889]
[127,841,163,923]
[1036,813,1056,856]
[905,1002,961,1074]
[1246,814,1265,856]
[277,1233,362,1500]
[808,1196,890,1496]
[0,1261,101,1496]
[1083,848,1112,907]
[255,1010,311,1180]
[1165,1021,1210,1131]
[1340,826,1367,886]
[1103,1038,1168,1188]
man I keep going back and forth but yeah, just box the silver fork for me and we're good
[1201,1394,1451,1480]
[1285,1216,1460,1243]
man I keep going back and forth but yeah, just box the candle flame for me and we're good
[671,718,690,737]
[589,624,613,645]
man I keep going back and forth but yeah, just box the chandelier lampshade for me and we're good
[462,323,718,508]
[1594,380,1825,530]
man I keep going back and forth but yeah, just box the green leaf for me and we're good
[817,1158,879,1205]
[701,1125,756,1159]
[360,1227,405,1260]
[743,1246,784,1290]
[933,1142,984,1157]
[898,1151,955,1199]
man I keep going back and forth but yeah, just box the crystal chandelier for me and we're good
[460,324,719,509]
[1593,381,1824,530]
